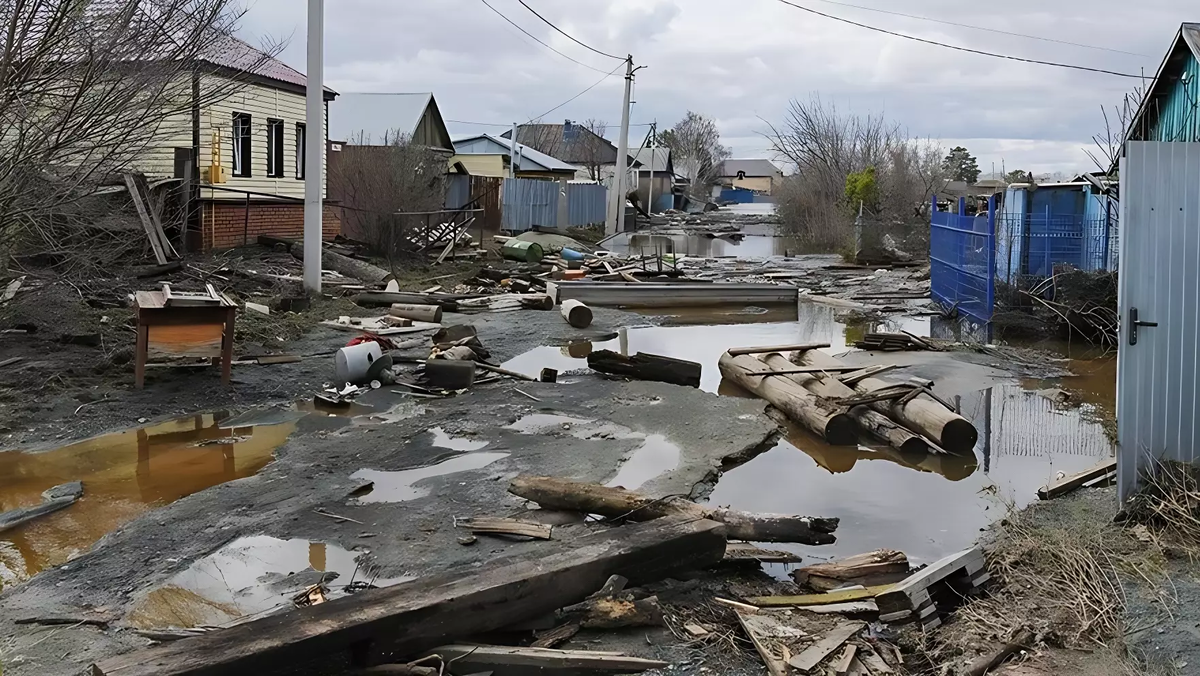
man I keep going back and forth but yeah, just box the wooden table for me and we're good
[133,291,237,389]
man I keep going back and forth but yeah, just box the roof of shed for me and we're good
[452,134,579,173]
[1126,22,1200,143]
[331,93,453,148]
[630,148,672,173]
[719,159,781,177]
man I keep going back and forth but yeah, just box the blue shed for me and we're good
[995,182,1117,282]
[1128,23,1200,142]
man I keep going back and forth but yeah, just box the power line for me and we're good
[479,0,612,74]
[525,60,626,122]
[809,0,1149,58]
[516,0,624,60]
[775,0,1144,79]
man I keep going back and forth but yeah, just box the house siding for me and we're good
[1147,53,1200,142]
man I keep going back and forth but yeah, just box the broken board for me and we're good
[90,517,726,676]
[787,621,865,674]
[1037,459,1116,500]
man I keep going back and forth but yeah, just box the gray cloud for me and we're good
[237,0,1184,174]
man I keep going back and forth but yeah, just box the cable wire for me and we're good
[524,60,627,123]
[516,0,624,60]
[479,0,612,74]
[809,0,1149,58]
[775,0,1144,78]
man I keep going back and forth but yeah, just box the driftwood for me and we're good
[792,549,910,592]
[964,627,1037,676]
[793,350,977,452]
[588,350,701,388]
[323,251,391,284]
[509,475,838,545]
[719,353,856,445]
[0,481,82,534]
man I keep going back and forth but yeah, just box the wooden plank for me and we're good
[147,323,224,359]
[724,543,803,564]
[124,174,168,265]
[743,365,862,376]
[857,648,896,674]
[456,516,553,540]
[421,645,667,674]
[1037,459,1117,500]
[727,343,830,357]
[834,645,857,676]
[795,601,878,615]
[787,621,865,674]
[794,550,909,592]
[588,350,701,388]
[736,612,788,676]
[257,355,302,365]
[748,585,894,608]
[89,517,727,676]
[0,357,23,368]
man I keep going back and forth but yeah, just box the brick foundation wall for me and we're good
[200,201,341,251]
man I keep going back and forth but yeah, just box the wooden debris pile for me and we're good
[719,344,978,455]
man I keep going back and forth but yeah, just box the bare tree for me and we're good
[330,131,448,267]
[577,118,609,181]
[0,0,276,268]
[1085,85,1144,174]
[763,94,946,253]
[658,111,730,194]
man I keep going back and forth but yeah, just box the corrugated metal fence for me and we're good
[502,178,607,231]
[567,183,606,227]
[930,195,995,324]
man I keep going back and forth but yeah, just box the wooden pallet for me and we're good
[876,547,987,630]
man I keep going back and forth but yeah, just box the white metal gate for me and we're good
[1117,142,1200,500]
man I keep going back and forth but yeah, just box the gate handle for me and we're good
[1129,307,1158,346]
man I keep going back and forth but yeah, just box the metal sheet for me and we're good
[566,183,606,226]
[1118,142,1200,500]
[502,178,559,231]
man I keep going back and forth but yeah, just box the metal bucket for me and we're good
[501,240,545,263]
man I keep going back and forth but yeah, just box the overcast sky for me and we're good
[236,0,1184,176]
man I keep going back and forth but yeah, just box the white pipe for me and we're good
[303,0,324,293]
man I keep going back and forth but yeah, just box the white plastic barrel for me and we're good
[335,342,382,384]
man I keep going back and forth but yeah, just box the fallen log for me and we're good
[561,299,593,328]
[588,350,701,388]
[509,475,837,545]
[718,353,856,445]
[89,517,726,676]
[323,251,392,284]
[758,353,930,455]
[793,350,977,452]
[727,343,830,357]
[390,303,442,324]
[352,292,457,311]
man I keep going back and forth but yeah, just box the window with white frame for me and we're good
[231,112,252,177]
[295,122,306,179]
[266,118,284,178]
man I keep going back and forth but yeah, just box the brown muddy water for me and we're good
[505,302,1116,573]
[0,414,296,586]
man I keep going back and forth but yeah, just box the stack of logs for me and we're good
[718,344,977,455]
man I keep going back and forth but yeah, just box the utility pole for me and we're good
[605,55,634,236]
[303,0,324,293]
[510,122,518,177]
[648,121,656,214]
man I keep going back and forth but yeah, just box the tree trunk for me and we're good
[718,353,856,445]
[561,299,593,328]
[508,475,838,545]
[758,353,930,455]
[323,251,391,284]
[390,303,442,323]
[588,350,701,388]
[793,350,977,452]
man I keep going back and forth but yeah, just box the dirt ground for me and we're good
[0,229,1154,676]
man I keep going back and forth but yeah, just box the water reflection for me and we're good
[126,535,410,629]
[0,414,294,585]
[710,382,1112,569]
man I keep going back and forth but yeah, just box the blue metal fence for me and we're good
[502,178,559,231]
[930,195,995,324]
[995,213,1118,282]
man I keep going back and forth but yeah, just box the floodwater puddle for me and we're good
[603,222,792,258]
[501,302,931,391]
[351,451,510,503]
[429,427,489,451]
[709,381,1113,574]
[0,413,296,586]
[127,535,411,629]
[605,434,681,491]
[506,413,681,490]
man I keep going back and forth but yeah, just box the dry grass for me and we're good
[1125,459,1200,559]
